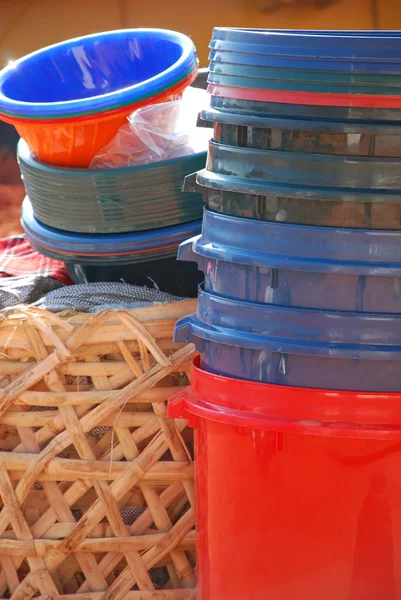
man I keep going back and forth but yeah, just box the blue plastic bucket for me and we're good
[209,47,401,74]
[207,71,401,97]
[209,28,401,73]
[210,95,401,123]
[191,113,401,228]
[208,59,401,86]
[201,106,401,157]
[204,140,401,191]
[210,28,401,58]
[182,178,401,229]
[202,105,401,132]
[174,286,401,390]
[178,209,401,312]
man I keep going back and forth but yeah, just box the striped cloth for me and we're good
[0,235,72,285]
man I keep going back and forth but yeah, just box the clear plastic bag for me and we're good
[90,87,210,169]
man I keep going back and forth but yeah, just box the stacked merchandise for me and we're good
[170,29,401,600]
[0,29,207,296]
[0,29,204,599]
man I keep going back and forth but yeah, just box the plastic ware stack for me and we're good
[0,29,206,296]
[169,29,401,600]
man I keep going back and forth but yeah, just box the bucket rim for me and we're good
[168,356,401,440]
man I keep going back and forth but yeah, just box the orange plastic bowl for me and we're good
[2,68,198,168]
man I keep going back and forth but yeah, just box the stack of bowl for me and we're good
[175,28,401,391]
[0,29,207,295]
[0,29,199,167]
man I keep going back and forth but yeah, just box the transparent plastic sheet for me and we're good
[90,87,210,169]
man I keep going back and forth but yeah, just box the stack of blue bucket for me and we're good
[175,28,401,391]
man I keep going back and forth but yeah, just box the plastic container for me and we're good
[169,357,401,599]
[210,94,401,123]
[208,83,401,109]
[4,72,196,168]
[208,60,401,86]
[0,29,197,119]
[18,139,207,234]
[213,122,401,156]
[209,46,401,73]
[201,107,401,157]
[206,30,401,112]
[21,196,201,254]
[0,29,198,166]
[208,71,401,97]
[21,197,202,294]
[184,179,401,229]
[204,140,401,192]
[174,287,401,390]
[210,28,401,57]
[209,28,401,72]
[178,209,401,312]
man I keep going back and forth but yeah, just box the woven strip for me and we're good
[0,300,197,600]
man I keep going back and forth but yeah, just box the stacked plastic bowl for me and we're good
[169,29,401,600]
[0,29,199,167]
[176,28,401,392]
[0,29,206,295]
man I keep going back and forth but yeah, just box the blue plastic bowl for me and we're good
[0,29,197,119]
[18,139,207,234]
[22,197,203,294]
[178,209,401,313]
[174,286,401,390]
[21,197,202,255]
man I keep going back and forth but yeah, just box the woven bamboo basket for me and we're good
[0,299,198,600]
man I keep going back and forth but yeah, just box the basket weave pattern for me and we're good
[0,300,197,600]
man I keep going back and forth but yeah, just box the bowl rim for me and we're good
[21,196,202,253]
[17,138,207,175]
[0,29,196,118]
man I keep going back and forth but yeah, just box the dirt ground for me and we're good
[0,149,25,238]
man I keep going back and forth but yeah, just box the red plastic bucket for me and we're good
[169,357,401,600]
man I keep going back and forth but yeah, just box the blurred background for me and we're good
[0,0,394,67]
[0,0,398,236]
